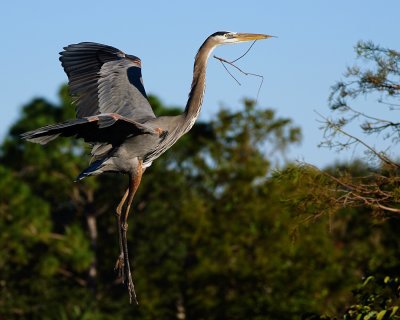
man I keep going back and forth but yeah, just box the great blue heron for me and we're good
[21,31,272,303]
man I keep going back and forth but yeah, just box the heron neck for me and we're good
[181,40,215,134]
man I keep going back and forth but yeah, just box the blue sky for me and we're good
[1,1,398,167]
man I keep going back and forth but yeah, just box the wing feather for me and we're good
[59,42,156,122]
[21,114,157,145]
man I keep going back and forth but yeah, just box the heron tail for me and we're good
[76,159,107,181]
[20,118,88,145]
[20,114,156,145]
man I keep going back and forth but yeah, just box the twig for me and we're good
[213,40,264,102]
[217,59,241,85]
[302,163,400,214]
[231,40,258,63]
[315,111,400,168]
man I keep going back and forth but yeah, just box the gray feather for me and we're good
[59,42,156,122]
[90,143,113,163]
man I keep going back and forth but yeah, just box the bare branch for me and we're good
[301,163,400,216]
[213,40,264,101]
[231,40,258,63]
[316,111,400,169]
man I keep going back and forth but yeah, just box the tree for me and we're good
[294,41,400,320]
[319,41,400,215]
[2,84,400,319]
[0,87,100,318]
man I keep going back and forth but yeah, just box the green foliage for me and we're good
[0,165,51,269]
[0,82,399,319]
[300,40,400,320]
[329,41,400,112]
[303,276,400,320]
[343,276,400,320]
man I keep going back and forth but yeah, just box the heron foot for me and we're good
[114,253,125,282]
[127,270,138,304]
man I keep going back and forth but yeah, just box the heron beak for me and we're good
[234,33,275,42]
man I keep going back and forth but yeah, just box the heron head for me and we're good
[209,31,274,46]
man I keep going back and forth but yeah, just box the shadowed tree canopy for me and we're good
[1,81,400,319]
[312,41,400,216]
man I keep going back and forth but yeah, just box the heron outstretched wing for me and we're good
[60,42,156,123]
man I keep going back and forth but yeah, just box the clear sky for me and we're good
[0,1,398,167]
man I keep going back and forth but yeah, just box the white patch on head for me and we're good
[213,32,240,46]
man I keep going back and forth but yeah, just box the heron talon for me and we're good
[127,271,138,304]
[114,254,125,281]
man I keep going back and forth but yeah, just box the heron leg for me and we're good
[114,188,129,281]
[121,160,143,304]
